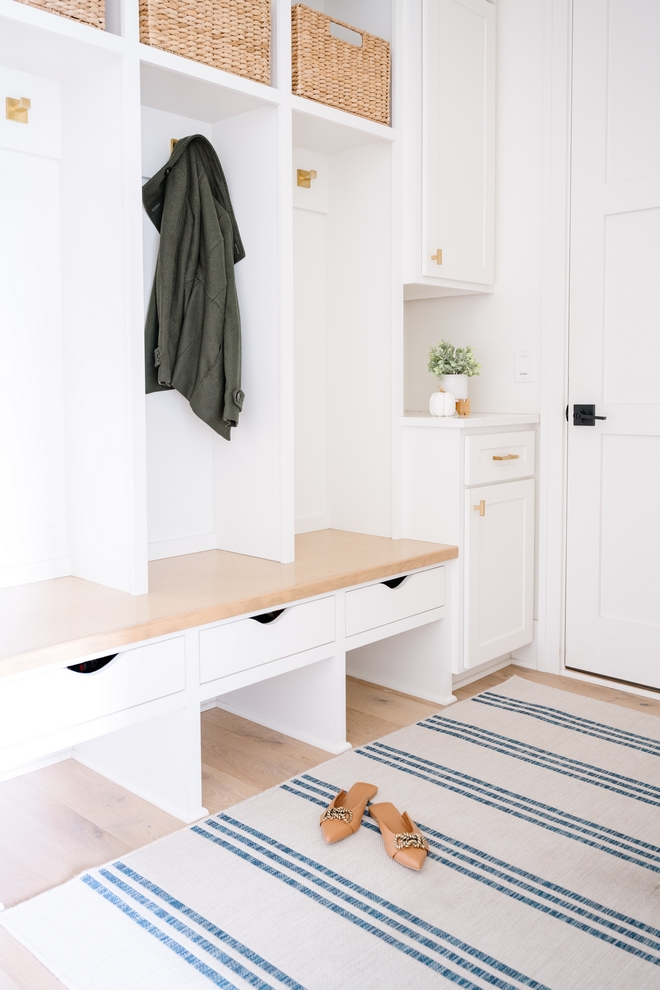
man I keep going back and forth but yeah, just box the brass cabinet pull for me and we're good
[473,500,486,516]
[431,249,443,265]
[492,454,519,461]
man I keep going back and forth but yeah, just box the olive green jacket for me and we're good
[142,135,245,439]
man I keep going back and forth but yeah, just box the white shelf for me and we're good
[140,65,279,125]
[0,0,124,76]
[402,412,540,429]
[291,94,395,154]
[138,44,281,121]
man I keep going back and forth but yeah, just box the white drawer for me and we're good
[345,567,445,638]
[465,431,535,485]
[0,638,186,752]
[199,596,335,685]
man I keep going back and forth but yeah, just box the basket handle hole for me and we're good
[329,22,363,47]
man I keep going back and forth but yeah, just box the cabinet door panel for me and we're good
[423,0,495,284]
[464,479,534,667]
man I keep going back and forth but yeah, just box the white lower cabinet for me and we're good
[402,416,539,675]
[464,479,535,667]
[345,567,445,637]
[199,596,335,684]
[0,638,186,752]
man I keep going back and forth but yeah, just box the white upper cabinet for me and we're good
[403,0,496,298]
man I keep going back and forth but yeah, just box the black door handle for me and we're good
[573,404,607,426]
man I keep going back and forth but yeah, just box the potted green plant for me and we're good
[428,340,481,401]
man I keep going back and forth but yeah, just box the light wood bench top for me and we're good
[0,530,457,677]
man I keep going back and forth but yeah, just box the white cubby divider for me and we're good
[0,0,397,593]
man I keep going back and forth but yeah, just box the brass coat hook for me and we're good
[297,169,317,188]
[170,138,178,154]
[6,97,31,124]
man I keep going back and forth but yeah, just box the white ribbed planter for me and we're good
[438,374,469,400]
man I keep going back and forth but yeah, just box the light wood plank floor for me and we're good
[2,666,660,987]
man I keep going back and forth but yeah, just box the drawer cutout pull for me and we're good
[67,654,117,674]
[381,575,408,589]
[251,609,286,624]
[492,454,519,461]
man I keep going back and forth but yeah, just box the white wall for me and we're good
[293,140,393,537]
[141,104,287,563]
[211,105,285,561]
[141,107,216,560]
[293,208,328,532]
[327,142,392,536]
[404,0,545,415]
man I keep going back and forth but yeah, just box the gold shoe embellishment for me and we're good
[321,806,353,824]
[394,832,429,851]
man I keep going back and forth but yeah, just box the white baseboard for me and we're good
[148,533,217,561]
[346,668,457,707]
[511,656,539,670]
[0,748,73,783]
[452,654,513,690]
[295,514,330,535]
[511,620,538,666]
[215,699,352,755]
[0,556,71,589]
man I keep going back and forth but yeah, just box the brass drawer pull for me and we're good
[492,454,520,461]
[473,500,486,516]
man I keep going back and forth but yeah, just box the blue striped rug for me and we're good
[4,675,660,989]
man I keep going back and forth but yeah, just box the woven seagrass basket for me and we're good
[14,0,104,30]
[139,0,270,85]
[291,4,390,125]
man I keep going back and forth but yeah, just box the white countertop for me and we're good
[401,411,540,429]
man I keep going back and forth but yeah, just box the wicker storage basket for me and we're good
[139,0,270,85]
[291,4,390,125]
[14,0,104,30]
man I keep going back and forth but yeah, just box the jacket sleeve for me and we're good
[216,203,244,430]
[222,298,244,428]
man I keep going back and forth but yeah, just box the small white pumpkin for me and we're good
[429,389,456,417]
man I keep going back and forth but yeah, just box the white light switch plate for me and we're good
[514,349,534,383]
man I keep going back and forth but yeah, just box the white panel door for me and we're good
[566,0,660,686]
[464,479,534,668]
[423,0,495,284]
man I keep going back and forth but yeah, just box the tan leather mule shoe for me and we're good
[369,802,429,870]
[320,782,378,843]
